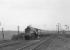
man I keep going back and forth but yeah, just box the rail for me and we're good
[16,35,56,50]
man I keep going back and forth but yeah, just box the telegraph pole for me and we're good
[56,23,61,34]
[65,25,69,31]
[2,27,4,40]
[17,25,20,34]
[67,25,69,31]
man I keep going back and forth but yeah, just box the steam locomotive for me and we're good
[24,26,40,40]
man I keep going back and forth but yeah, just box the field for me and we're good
[0,31,18,40]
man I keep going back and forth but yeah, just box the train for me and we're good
[11,25,56,40]
[24,25,40,40]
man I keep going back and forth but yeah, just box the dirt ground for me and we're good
[47,37,70,50]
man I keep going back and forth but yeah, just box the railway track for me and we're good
[0,40,32,49]
[0,39,43,50]
[16,35,56,50]
[0,40,12,45]
[16,34,68,50]
[0,34,63,50]
[0,40,18,48]
[0,40,41,50]
[0,37,45,50]
[0,36,44,48]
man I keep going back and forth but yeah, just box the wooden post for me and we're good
[58,24,59,34]
[2,27,4,40]
[65,25,69,32]
[17,26,20,34]
[56,23,61,34]
[68,26,69,31]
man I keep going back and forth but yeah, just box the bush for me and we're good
[11,33,24,40]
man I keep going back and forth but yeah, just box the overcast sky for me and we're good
[0,0,70,31]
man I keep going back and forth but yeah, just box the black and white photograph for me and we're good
[0,0,70,50]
